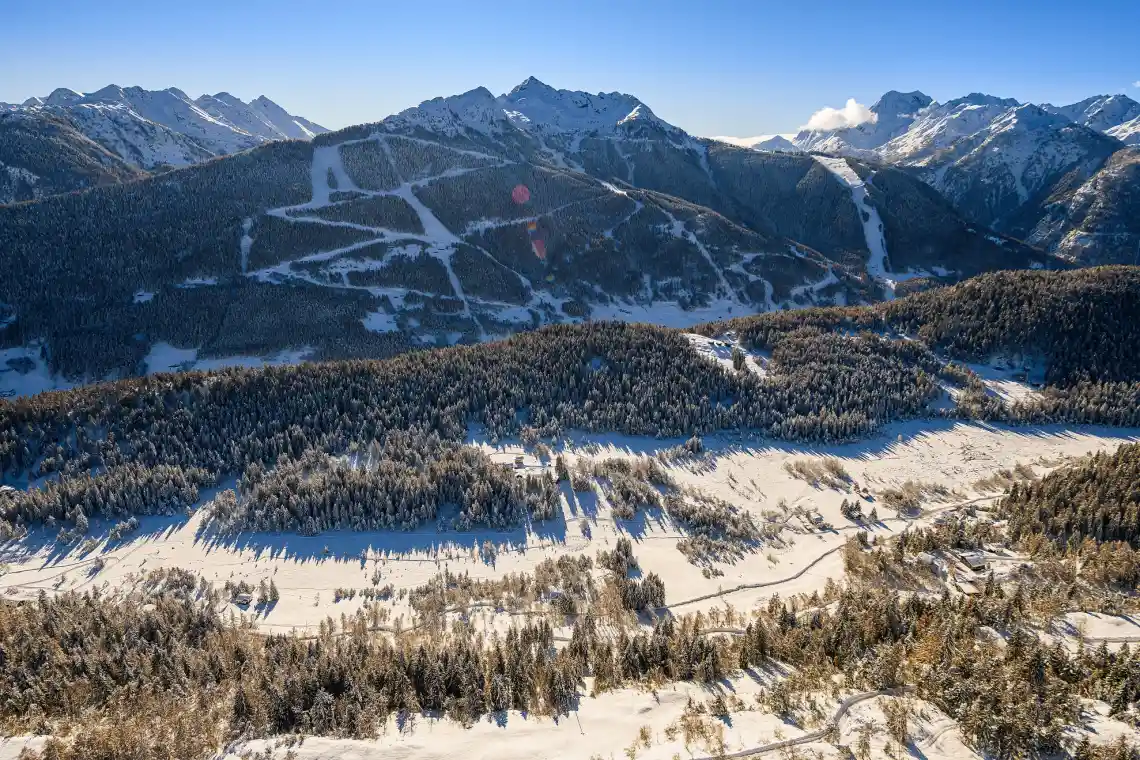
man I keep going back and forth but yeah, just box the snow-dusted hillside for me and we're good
[377,76,691,154]
[0,109,145,202]
[914,104,1119,227]
[61,102,215,169]
[792,90,933,157]
[1,85,328,172]
[195,92,326,141]
[328,77,1034,301]
[788,91,1135,162]
[501,76,679,137]
[1044,93,1140,136]
[1107,115,1140,145]
[1025,146,1140,264]
[0,76,1045,392]
[76,85,263,155]
[876,93,1022,164]
[755,88,1137,259]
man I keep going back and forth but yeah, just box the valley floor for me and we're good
[2,421,1133,632]
[4,421,1140,758]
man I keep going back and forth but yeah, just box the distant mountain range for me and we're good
[2,76,1055,397]
[0,85,326,202]
[3,77,1136,395]
[717,91,1140,264]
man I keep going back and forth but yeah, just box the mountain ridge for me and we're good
[716,88,1139,264]
[0,76,1045,397]
[1,85,328,174]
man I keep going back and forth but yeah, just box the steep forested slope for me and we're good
[1022,147,1140,265]
[4,267,1140,540]
[0,110,144,203]
[0,80,1048,389]
[710,267,1140,387]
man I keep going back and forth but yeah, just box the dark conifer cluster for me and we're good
[0,462,211,540]
[214,431,559,534]
[1002,443,1140,548]
[884,267,1140,386]
[706,266,1140,390]
[0,141,313,336]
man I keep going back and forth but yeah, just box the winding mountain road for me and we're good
[691,687,916,759]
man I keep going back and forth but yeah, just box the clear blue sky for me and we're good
[3,0,1138,137]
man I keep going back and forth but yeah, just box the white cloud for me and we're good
[802,98,878,132]
[1134,80,1140,88]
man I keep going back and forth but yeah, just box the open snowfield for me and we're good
[224,674,806,760]
[2,421,1136,632]
[3,420,1140,757]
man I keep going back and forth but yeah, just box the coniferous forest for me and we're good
[5,267,1140,539]
[7,55,1140,760]
[4,572,1139,759]
[5,266,1140,759]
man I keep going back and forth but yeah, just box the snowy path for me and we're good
[381,149,485,337]
[254,135,513,338]
[309,144,359,206]
[789,267,839,302]
[247,493,1002,641]
[660,494,998,611]
[239,217,252,273]
[659,205,744,307]
[265,209,432,240]
[812,155,895,298]
[596,181,644,239]
[691,687,916,759]
[389,133,505,162]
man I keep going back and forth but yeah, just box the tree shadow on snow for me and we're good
[0,512,193,567]
[541,420,1140,471]
[191,504,572,568]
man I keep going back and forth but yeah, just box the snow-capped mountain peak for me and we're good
[82,85,117,101]
[793,89,934,156]
[870,90,934,118]
[385,78,684,141]
[499,77,669,135]
[1045,94,1140,135]
[506,76,558,98]
[949,92,1021,109]
[877,94,1024,163]
[248,96,326,140]
[194,92,327,141]
[751,135,801,152]
[6,84,328,171]
[43,88,83,107]
[62,101,216,169]
[391,86,506,136]
[986,103,1074,138]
